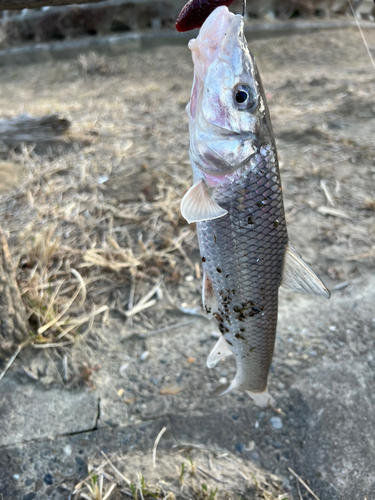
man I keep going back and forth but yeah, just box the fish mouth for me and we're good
[188,7,243,83]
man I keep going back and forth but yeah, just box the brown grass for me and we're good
[0,137,195,349]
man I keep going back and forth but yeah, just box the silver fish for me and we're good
[181,6,330,407]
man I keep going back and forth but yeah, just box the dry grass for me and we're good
[72,446,290,500]
[77,52,110,76]
[0,46,198,369]
[0,138,195,349]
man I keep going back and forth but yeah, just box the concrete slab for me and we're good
[292,360,375,500]
[0,377,99,447]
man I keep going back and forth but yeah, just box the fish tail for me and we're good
[219,374,275,408]
[246,390,275,408]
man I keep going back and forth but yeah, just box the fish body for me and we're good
[181,6,330,406]
[197,145,287,397]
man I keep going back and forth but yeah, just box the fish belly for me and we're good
[197,145,288,392]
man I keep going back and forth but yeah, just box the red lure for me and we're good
[176,0,236,32]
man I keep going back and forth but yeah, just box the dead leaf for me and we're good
[124,398,136,404]
[159,386,182,395]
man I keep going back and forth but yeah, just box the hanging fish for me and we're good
[180,6,330,407]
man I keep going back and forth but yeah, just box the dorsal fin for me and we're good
[180,180,228,224]
[281,244,330,298]
[206,335,233,369]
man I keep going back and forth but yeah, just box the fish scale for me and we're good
[197,145,288,392]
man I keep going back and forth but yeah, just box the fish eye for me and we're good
[234,85,257,111]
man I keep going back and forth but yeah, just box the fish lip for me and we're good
[188,7,242,77]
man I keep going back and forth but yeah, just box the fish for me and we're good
[180,6,330,407]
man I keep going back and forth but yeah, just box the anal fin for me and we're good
[206,335,233,369]
[180,179,227,224]
[281,244,330,298]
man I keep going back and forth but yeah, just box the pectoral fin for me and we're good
[281,244,330,298]
[180,180,228,224]
[206,335,233,369]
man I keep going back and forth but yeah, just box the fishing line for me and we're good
[347,0,375,72]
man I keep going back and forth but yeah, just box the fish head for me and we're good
[187,6,271,178]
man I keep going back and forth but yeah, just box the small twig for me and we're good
[57,305,109,336]
[123,281,160,318]
[152,426,167,468]
[62,354,68,382]
[70,268,87,307]
[297,479,303,500]
[177,306,207,319]
[235,469,249,481]
[288,467,321,500]
[33,339,75,349]
[172,442,207,450]
[120,490,134,499]
[332,281,349,291]
[128,280,135,311]
[320,180,335,207]
[195,262,201,280]
[79,493,93,500]
[100,451,131,486]
[163,283,207,319]
[125,299,157,318]
[348,0,375,73]
[316,206,350,220]
[345,246,375,260]
[0,337,34,382]
[197,466,228,484]
[136,281,162,308]
[102,483,117,500]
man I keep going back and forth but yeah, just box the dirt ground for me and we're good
[0,25,374,500]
